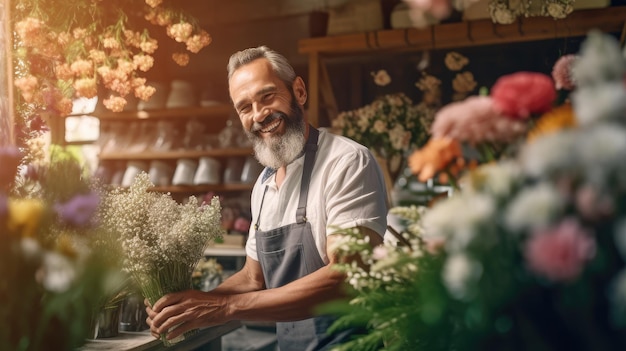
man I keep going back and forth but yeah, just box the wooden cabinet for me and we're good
[79,104,258,197]
[298,6,626,127]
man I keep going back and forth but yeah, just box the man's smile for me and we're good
[257,118,282,134]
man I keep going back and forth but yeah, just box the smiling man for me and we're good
[145,46,388,351]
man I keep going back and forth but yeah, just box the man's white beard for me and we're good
[252,124,305,169]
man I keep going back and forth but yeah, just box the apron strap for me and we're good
[296,126,319,224]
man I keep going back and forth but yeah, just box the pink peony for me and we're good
[552,54,578,90]
[524,218,596,282]
[431,95,526,144]
[491,72,557,119]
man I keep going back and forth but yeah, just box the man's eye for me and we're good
[239,106,251,114]
[262,93,275,102]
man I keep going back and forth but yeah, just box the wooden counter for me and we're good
[79,321,241,351]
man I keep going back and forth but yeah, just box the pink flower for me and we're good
[431,95,526,143]
[524,218,595,282]
[552,54,578,90]
[233,217,251,233]
[491,72,557,119]
[405,0,453,19]
[575,184,614,221]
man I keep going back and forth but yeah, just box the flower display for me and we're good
[328,30,626,350]
[11,0,212,143]
[0,147,125,350]
[332,70,434,177]
[409,69,558,183]
[97,172,224,345]
[403,0,575,26]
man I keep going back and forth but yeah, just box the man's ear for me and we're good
[292,77,307,105]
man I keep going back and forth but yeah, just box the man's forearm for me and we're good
[210,269,264,295]
[225,264,347,322]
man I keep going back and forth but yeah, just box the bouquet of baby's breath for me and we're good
[97,172,224,345]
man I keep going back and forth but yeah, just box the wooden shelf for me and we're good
[99,148,254,161]
[79,321,241,351]
[150,183,254,194]
[298,6,626,126]
[94,104,234,121]
[299,7,626,55]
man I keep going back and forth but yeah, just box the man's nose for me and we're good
[253,105,271,123]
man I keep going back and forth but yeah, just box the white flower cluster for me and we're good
[488,0,574,24]
[332,93,431,159]
[332,206,428,291]
[98,173,224,278]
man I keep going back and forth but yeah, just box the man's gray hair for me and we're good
[227,46,296,88]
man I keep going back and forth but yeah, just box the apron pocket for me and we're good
[259,243,308,288]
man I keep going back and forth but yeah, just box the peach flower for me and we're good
[408,137,462,182]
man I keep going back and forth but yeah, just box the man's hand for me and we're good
[145,290,229,340]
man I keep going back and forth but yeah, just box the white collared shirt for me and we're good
[245,129,388,263]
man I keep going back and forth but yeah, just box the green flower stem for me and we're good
[134,261,196,346]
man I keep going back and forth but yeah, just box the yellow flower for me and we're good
[7,198,45,238]
[55,232,79,259]
[527,103,576,142]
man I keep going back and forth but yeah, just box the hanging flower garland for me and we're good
[11,0,212,144]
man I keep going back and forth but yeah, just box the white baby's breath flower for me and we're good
[504,182,564,233]
[99,173,224,285]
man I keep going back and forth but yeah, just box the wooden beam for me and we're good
[1,0,14,146]
[298,7,626,55]
[307,52,320,127]
[319,60,338,122]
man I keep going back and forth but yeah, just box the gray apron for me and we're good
[255,127,357,351]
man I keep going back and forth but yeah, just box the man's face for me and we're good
[229,58,306,169]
